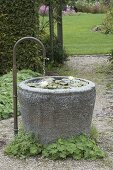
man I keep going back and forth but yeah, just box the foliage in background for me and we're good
[102,3,113,34]
[0,0,68,75]
[0,0,40,75]
[39,5,49,16]
[40,1,108,15]
[5,130,105,160]
[72,0,108,13]
[41,34,68,65]
[43,0,69,6]
[0,70,40,120]
[39,8,68,65]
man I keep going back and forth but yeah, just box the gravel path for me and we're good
[0,55,113,170]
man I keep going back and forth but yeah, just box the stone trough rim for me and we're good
[18,76,95,94]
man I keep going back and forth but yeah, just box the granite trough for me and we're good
[18,76,96,144]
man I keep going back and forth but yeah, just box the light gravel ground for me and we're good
[0,55,113,170]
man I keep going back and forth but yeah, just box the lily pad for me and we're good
[27,77,89,89]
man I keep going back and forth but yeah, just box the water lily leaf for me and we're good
[27,77,88,89]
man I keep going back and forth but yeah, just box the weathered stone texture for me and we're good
[18,77,96,144]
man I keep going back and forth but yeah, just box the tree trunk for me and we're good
[57,0,63,59]
[49,2,54,62]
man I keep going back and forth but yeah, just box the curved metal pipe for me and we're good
[13,37,46,135]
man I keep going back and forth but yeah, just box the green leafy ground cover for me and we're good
[63,13,113,54]
[0,70,39,120]
[5,130,105,160]
[5,131,42,159]
[42,135,105,160]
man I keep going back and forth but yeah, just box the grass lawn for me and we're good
[63,13,113,55]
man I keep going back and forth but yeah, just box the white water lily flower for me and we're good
[68,76,74,80]
[39,81,49,88]
[45,78,55,83]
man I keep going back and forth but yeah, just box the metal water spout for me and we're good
[13,37,46,135]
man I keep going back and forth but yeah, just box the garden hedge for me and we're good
[0,0,41,75]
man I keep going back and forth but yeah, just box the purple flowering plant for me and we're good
[39,5,49,16]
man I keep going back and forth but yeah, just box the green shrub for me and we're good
[41,34,68,65]
[102,7,113,34]
[5,131,105,160]
[0,70,40,120]
[0,0,40,75]
[71,0,108,13]
[0,0,68,75]
[108,49,113,66]
[90,124,99,142]
[39,13,68,65]
[4,131,43,159]
[42,135,105,160]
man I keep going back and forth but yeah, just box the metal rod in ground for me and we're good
[13,45,18,135]
[13,37,46,136]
